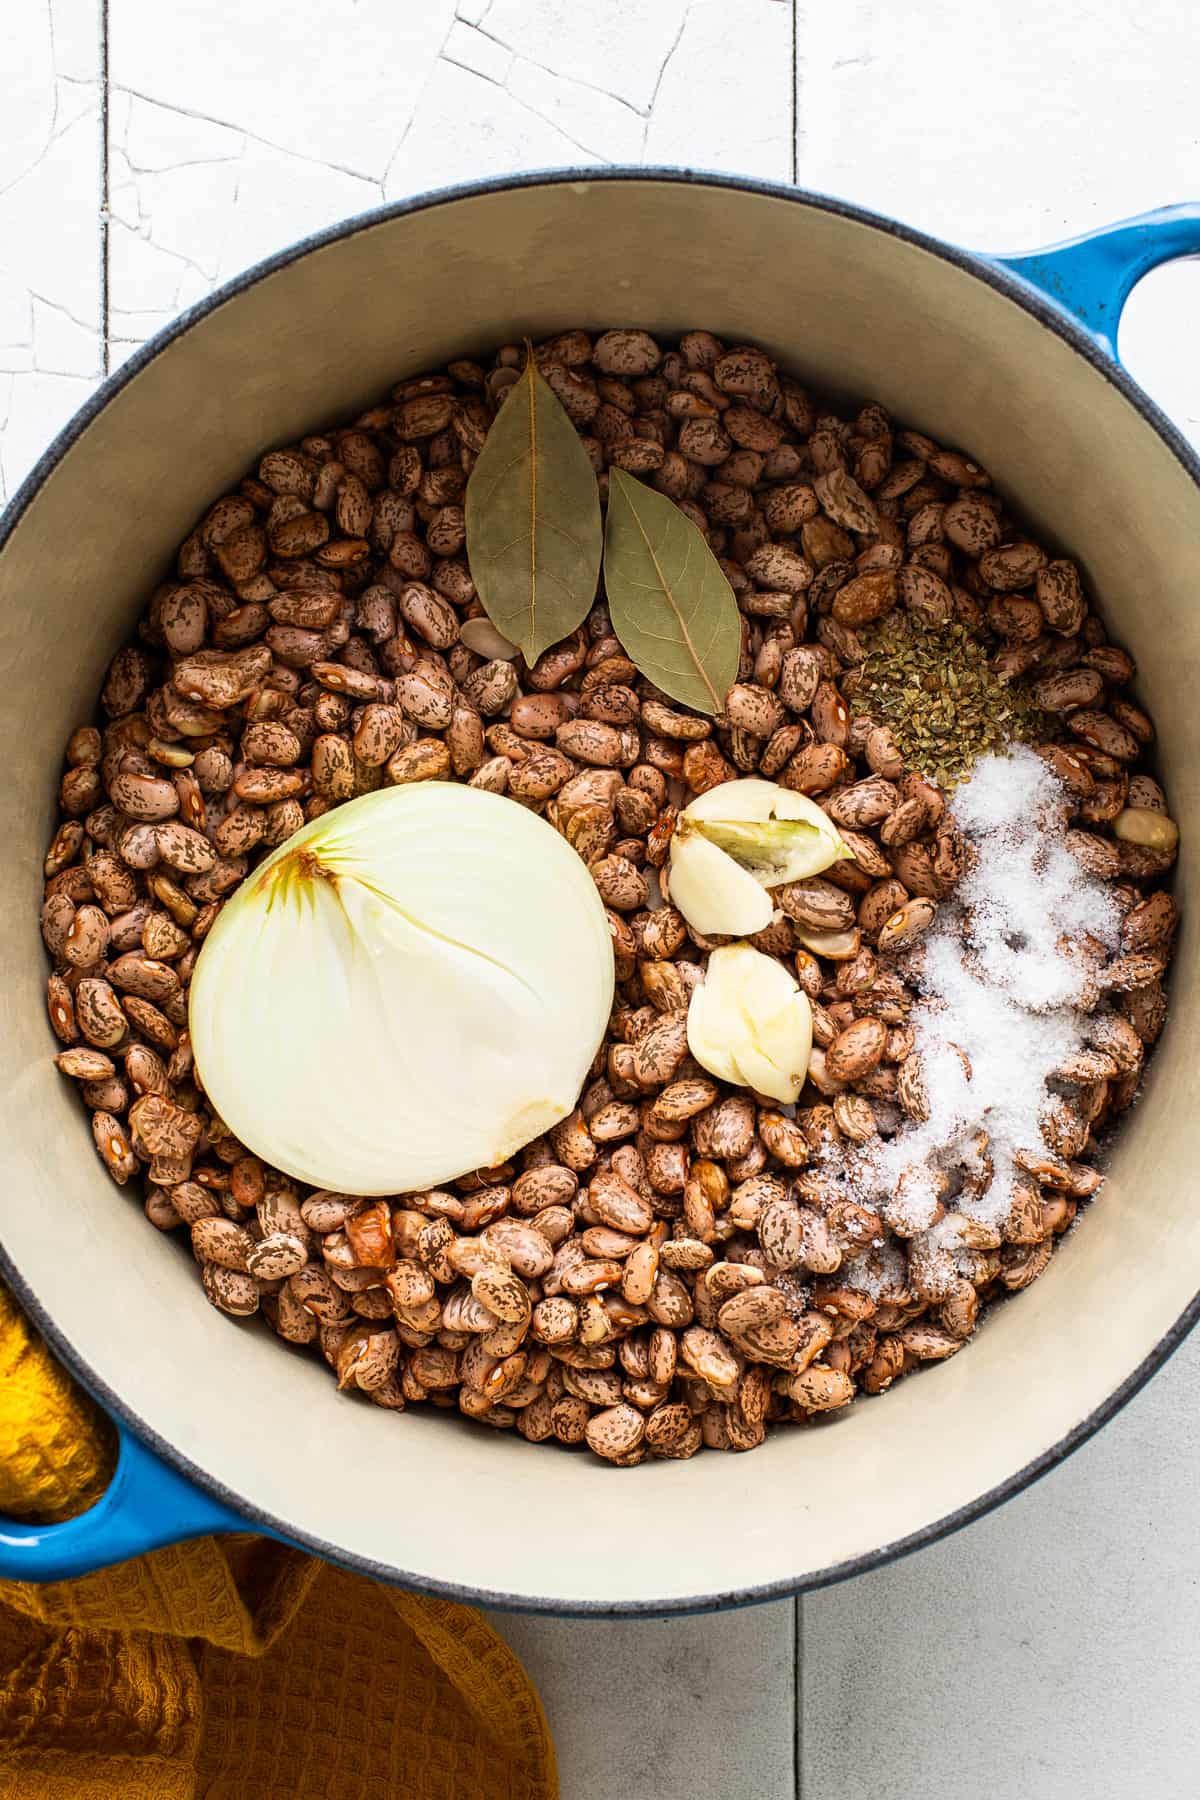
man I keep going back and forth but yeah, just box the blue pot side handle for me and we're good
[993,202,1200,362]
[0,1423,254,1582]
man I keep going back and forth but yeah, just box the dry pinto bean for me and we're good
[511,693,574,739]
[202,1264,260,1316]
[233,766,305,804]
[352,703,407,766]
[56,1047,116,1082]
[108,772,179,821]
[876,897,937,953]
[88,1110,134,1183]
[781,742,848,794]
[778,878,856,932]
[461,659,519,717]
[825,1017,888,1082]
[74,978,127,1048]
[588,1169,653,1235]
[508,747,573,802]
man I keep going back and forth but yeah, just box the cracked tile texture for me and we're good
[2,3,1200,1795]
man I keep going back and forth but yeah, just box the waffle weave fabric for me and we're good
[0,1284,557,1799]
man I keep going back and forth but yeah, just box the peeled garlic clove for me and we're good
[667,828,773,936]
[688,815,826,883]
[682,778,849,881]
[683,778,793,823]
[189,784,614,1195]
[686,942,813,1104]
[668,777,850,935]
[684,978,743,1085]
[728,1027,805,1102]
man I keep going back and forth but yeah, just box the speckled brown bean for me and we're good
[552,720,633,768]
[202,1264,260,1317]
[233,766,306,805]
[191,1216,255,1271]
[59,900,107,972]
[391,663,451,729]
[108,954,180,1006]
[508,748,574,802]
[386,739,452,784]
[585,1402,646,1461]
[311,733,355,800]
[778,878,856,932]
[588,1169,653,1234]
[109,772,180,822]
[44,819,84,878]
[825,1017,888,1082]
[592,330,661,376]
[122,996,179,1053]
[505,693,568,740]
[124,1042,170,1096]
[780,743,847,795]
[351,703,407,766]
[56,1047,116,1082]
[92,1110,137,1183]
[75,978,127,1048]
[248,1232,309,1280]
[1068,710,1141,763]
[512,1165,578,1215]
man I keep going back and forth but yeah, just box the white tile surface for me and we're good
[3,7,1200,1796]
[0,0,102,502]
[443,18,516,86]
[108,87,379,327]
[802,1331,1200,1800]
[503,57,644,164]
[108,0,455,179]
[480,0,691,113]
[384,57,603,196]
[795,0,1200,247]
[644,0,793,179]
[794,0,1200,455]
[488,1601,797,1800]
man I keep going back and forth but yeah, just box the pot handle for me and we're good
[0,1421,253,1582]
[994,202,1200,360]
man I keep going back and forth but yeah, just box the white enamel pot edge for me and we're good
[2,170,1199,1616]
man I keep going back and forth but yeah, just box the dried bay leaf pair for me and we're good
[464,353,740,715]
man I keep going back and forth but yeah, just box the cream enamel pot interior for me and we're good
[2,173,1199,1615]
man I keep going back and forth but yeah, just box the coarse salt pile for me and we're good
[854,746,1121,1235]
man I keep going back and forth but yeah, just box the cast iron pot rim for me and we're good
[2,164,1198,1617]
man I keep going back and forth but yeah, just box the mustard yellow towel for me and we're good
[0,1286,557,1799]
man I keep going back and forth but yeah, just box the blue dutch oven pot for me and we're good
[1,177,1197,1613]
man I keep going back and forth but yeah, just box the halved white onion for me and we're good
[189,784,614,1195]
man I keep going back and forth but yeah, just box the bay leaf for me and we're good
[464,354,603,665]
[603,468,741,717]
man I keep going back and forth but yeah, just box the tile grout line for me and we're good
[790,62,803,1800]
[795,1596,804,1799]
[99,0,110,376]
[790,0,799,184]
